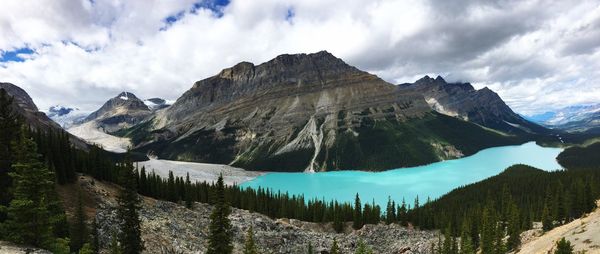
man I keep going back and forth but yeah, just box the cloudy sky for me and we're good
[1,0,599,115]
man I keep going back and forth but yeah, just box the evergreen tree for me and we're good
[90,217,100,254]
[355,240,374,254]
[442,224,454,254]
[207,174,233,254]
[2,134,58,247]
[243,226,259,254]
[333,207,343,233]
[353,193,363,230]
[116,159,144,254]
[398,198,407,226]
[459,220,475,254]
[70,192,88,252]
[507,202,521,250]
[185,172,193,209]
[385,197,396,225]
[0,88,21,222]
[480,203,496,254]
[542,203,553,232]
[554,238,573,254]
[109,231,121,254]
[330,239,340,254]
[307,242,314,254]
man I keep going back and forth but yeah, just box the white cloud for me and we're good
[0,0,599,116]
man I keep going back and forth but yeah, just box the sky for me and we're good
[0,0,599,115]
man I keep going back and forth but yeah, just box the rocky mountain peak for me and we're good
[0,82,38,112]
[82,91,151,132]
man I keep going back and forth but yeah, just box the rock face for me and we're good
[82,176,437,254]
[84,92,151,132]
[0,83,88,149]
[126,51,524,171]
[399,76,548,134]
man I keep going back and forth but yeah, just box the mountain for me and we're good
[46,105,89,128]
[83,91,152,132]
[119,51,525,172]
[0,82,88,148]
[399,76,548,134]
[527,104,600,132]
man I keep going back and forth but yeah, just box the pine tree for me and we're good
[2,135,57,247]
[333,208,343,233]
[0,88,21,221]
[116,159,144,254]
[109,231,121,254]
[355,240,374,254]
[90,217,100,254]
[398,198,408,226]
[459,219,474,254]
[353,193,363,230]
[385,197,396,224]
[542,202,553,232]
[480,203,496,254]
[70,192,88,252]
[207,174,233,254]
[442,224,454,254]
[554,238,573,254]
[243,226,259,254]
[507,202,521,250]
[307,242,314,254]
[330,239,340,254]
[185,172,193,209]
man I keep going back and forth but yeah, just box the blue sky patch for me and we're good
[285,7,295,23]
[191,0,230,17]
[0,47,34,62]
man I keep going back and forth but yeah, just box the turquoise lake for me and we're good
[240,142,563,207]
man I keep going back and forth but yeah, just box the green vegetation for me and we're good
[554,238,574,254]
[207,175,233,254]
[323,112,525,171]
[0,133,69,250]
[557,142,600,170]
[243,226,259,254]
[116,158,144,254]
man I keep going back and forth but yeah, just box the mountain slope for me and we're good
[0,82,88,149]
[399,76,549,134]
[83,91,151,132]
[122,51,525,172]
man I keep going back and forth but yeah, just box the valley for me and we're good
[2,52,599,254]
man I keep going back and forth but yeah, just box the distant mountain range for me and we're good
[525,104,600,133]
[45,105,89,129]
[82,51,544,172]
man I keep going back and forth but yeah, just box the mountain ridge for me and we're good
[113,51,532,172]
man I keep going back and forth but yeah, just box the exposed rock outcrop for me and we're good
[399,75,548,134]
[83,92,152,132]
[78,176,437,254]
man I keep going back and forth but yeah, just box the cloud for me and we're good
[0,0,599,116]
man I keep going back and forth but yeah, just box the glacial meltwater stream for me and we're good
[240,142,563,207]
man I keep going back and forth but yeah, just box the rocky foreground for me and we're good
[79,176,438,253]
